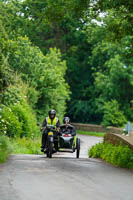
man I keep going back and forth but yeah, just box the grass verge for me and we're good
[0,135,12,163]
[11,137,42,155]
[89,142,133,170]
[77,130,105,137]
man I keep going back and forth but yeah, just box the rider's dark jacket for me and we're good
[60,124,76,136]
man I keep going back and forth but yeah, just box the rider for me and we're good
[60,117,76,136]
[40,109,60,152]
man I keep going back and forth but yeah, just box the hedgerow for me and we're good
[89,142,133,169]
[0,135,12,163]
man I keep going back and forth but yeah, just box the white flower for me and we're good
[1,120,4,122]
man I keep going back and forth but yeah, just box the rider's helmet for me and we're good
[63,117,70,124]
[49,109,56,119]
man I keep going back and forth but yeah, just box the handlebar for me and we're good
[46,125,56,129]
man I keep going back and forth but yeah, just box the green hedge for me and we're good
[89,142,133,169]
[0,135,11,163]
[0,103,39,138]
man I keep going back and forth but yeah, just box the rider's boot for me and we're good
[41,146,45,152]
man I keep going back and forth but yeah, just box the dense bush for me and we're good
[0,83,39,138]
[1,85,25,106]
[102,100,127,127]
[0,105,23,138]
[89,142,133,169]
[0,135,11,163]
[0,55,14,93]
[0,103,39,138]
[11,103,39,138]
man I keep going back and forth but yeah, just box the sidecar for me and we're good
[58,133,80,158]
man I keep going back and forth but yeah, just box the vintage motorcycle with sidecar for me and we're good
[43,125,80,158]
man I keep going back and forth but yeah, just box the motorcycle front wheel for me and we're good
[48,141,53,158]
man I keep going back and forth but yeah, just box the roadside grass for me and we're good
[11,137,42,155]
[0,135,12,163]
[1,130,105,158]
[77,130,105,137]
[89,142,133,170]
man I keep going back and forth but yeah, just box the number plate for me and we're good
[48,132,53,136]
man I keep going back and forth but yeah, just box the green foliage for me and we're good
[89,142,133,169]
[11,103,39,138]
[1,84,26,106]
[0,105,23,138]
[77,130,104,137]
[85,19,133,124]
[7,37,70,120]
[93,0,133,42]
[11,137,41,155]
[26,86,39,109]
[102,100,127,127]
[0,103,39,138]
[0,55,14,93]
[37,48,70,120]
[0,135,11,163]
[89,142,104,158]
[0,82,39,138]
[1,0,133,128]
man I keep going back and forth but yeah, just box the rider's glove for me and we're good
[40,127,44,131]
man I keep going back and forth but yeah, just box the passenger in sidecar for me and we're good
[59,117,80,158]
[60,117,76,136]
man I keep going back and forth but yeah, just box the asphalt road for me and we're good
[0,135,133,200]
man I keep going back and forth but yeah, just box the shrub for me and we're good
[0,135,11,163]
[89,142,104,158]
[89,142,133,169]
[102,100,127,127]
[11,103,39,138]
[1,85,25,106]
[0,55,14,93]
[0,103,39,138]
[0,105,23,138]
[0,82,39,138]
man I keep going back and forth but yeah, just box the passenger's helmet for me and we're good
[49,109,56,118]
[63,117,70,124]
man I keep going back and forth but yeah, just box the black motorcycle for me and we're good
[45,125,58,158]
[42,125,80,158]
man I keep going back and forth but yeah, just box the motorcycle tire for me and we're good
[76,149,80,158]
[76,138,80,158]
[46,150,49,157]
[48,141,53,158]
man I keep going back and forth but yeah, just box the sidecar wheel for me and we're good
[76,149,80,158]
[76,138,80,158]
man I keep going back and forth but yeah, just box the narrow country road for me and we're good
[0,135,133,200]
